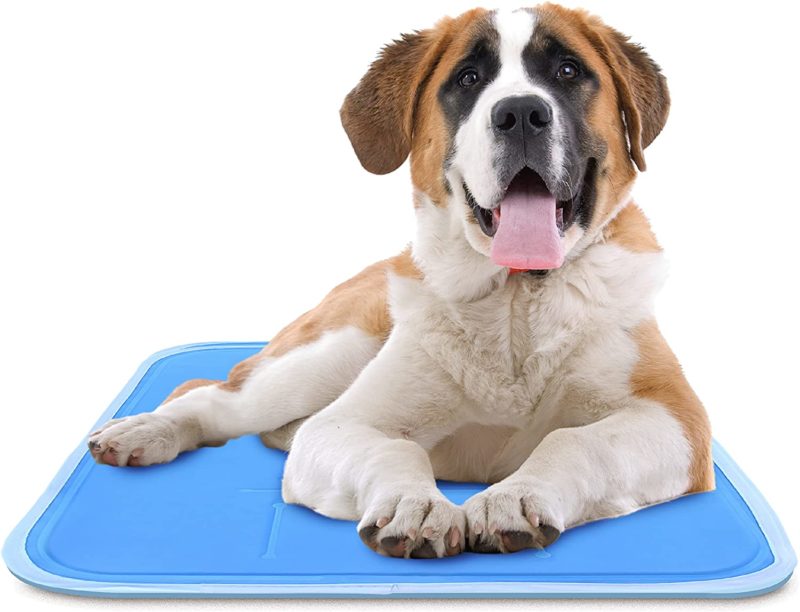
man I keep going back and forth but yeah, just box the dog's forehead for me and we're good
[493,8,536,53]
[449,6,591,72]
[447,9,535,65]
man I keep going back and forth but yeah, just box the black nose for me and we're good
[492,95,552,134]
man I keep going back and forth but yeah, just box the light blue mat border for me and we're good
[3,342,796,599]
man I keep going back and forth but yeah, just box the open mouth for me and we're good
[465,161,595,270]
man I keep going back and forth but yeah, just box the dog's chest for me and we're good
[393,241,664,423]
[413,276,588,419]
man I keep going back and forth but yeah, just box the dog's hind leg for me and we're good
[88,325,383,466]
[86,252,410,466]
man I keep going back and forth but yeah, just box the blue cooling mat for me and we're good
[4,343,795,598]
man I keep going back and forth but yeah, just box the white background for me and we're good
[1,0,798,609]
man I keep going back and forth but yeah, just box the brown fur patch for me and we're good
[389,247,424,280]
[603,203,661,253]
[409,9,491,205]
[164,378,218,403]
[159,249,420,406]
[222,352,268,392]
[534,6,637,234]
[630,320,715,494]
[535,3,669,237]
[261,247,417,358]
[537,4,669,173]
[161,355,272,404]
[341,16,467,176]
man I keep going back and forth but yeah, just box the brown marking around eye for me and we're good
[534,4,641,234]
[410,9,494,207]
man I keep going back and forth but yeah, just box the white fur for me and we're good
[448,9,567,211]
[412,188,507,303]
[281,224,691,555]
[462,400,691,551]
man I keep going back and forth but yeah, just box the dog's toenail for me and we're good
[449,527,460,548]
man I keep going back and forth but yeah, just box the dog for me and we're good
[88,3,714,559]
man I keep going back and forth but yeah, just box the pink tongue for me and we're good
[490,183,564,270]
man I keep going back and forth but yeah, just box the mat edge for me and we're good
[3,343,796,599]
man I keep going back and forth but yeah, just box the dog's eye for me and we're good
[458,69,480,88]
[557,60,580,80]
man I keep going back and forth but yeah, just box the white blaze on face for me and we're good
[447,8,567,210]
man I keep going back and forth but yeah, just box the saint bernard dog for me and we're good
[88,3,714,558]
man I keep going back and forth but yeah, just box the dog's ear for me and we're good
[340,28,448,175]
[586,20,670,171]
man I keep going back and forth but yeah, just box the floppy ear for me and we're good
[586,21,670,171]
[340,28,448,175]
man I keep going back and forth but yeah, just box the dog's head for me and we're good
[341,4,669,294]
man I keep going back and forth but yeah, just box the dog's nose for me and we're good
[491,95,552,135]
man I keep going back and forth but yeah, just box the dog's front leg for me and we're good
[281,333,466,558]
[463,400,697,553]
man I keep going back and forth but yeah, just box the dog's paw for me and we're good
[357,490,466,559]
[463,478,562,553]
[87,413,182,467]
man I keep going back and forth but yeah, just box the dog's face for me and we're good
[341,4,669,273]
